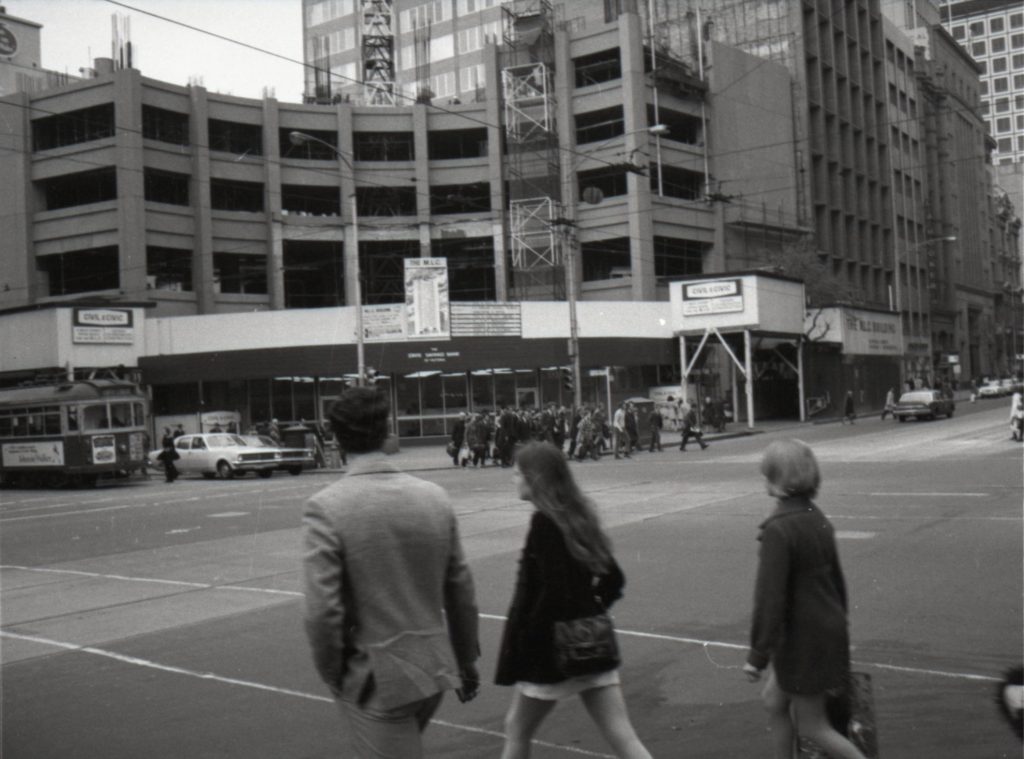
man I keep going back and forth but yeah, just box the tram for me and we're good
[0,378,149,487]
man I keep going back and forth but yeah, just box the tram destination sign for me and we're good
[72,308,134,345]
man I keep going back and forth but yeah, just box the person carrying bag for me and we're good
[494,441,651,759]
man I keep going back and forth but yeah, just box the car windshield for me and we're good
[241,435,277,447]
[899,391,934,403]
[207,434,246,447]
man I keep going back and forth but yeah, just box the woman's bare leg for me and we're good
[500,690,558,759]
[762,670,796,759]
[791,693,867,759]
[578,685,652,759]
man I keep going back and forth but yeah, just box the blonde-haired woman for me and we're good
[495,441,651,759]
[744,439,866,759]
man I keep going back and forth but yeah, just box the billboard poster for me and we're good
[2,441,65,468]
[363,303,406,342]
[681,279,744,316]
[450,302,522,337]
[404,258,450,340]
[72,308,134,344]
[91,434,117,465]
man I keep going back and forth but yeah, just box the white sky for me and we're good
[9,0,307,101]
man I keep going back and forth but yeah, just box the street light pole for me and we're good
[288,131,365,387]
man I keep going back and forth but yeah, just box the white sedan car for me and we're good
[978,381,1006,398]
[149,433,282,479]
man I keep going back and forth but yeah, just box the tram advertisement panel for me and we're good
[2,441,65,467]
[91,435,117,465]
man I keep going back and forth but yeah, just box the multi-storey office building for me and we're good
[941,0,1024,165]
[5,4,841,438]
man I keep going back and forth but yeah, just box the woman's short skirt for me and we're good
[516,669,620,701]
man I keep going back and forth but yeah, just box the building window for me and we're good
[279,127,339,159]
[654,237,706,278]
[573,48,621,88]
[992,57,1008,73]
[952,25,965,40]
[992,37,1007,54]
[1012,13,1023,29]
[281,184,341,216]
[353,132,415,161]
[1014,53,1024,69]
[648,106,703,144]
[355,186,417,216]
[39,167,117,210]
[652,164,704,201]
[997,137,1012,152]
[37,246,119,296]
[581,237,630,281]
[431,237,496,301]
[578,166,629,199]
[32,103,115,151]
[972,40,986,57]
[995,97,1010,112]
[996,117,1011,133]
[969,21,984,36]
[208,119,263,156]
[142,105,190,146]
[428,128,487,159]
[360,240,421,304]
[210,179,264,212]
[575,106,624,145]
[146,246,193,292]
[214,253,267,294]
[144,168,190,206]
[991,17,1005,33]
[429,182,490,214]
[283,240,344,308]
[994,77,1009,93]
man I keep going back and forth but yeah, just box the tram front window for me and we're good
[82,404,110,430]
[110,402,133,428]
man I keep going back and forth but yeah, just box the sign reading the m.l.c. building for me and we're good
[72,308,134,344]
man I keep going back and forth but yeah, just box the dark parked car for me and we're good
[893,390,955,422]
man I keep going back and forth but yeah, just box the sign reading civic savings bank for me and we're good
[72,308,134,345]
[681,279,744,316]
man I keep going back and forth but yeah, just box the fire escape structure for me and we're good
[362,0,396,106]
[501,0,563,301]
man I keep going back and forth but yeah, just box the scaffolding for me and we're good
[362,0,396,106]
[502,0,563,301]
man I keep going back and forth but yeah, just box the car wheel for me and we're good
[258,469,274,479]
[287,466,302,476]
[216,461,234,479]
[947,408,954,417]
[898,416,906,423]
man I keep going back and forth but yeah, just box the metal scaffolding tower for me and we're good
[362,0,396,106]
[502,0,563,301]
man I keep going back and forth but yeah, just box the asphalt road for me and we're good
[2,402,1021,758]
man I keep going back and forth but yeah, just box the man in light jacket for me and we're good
[303,387,480,757]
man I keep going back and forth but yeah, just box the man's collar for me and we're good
[345,450,402,477]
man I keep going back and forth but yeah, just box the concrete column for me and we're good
[189,86,216,314]
[483,43,508,301]
[263,97,285,310]
[114,69,148,298]
[413,104,431,256]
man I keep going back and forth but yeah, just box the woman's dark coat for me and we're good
[747,497,851,695]
[495,511,624,685]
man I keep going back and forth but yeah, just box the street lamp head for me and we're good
[648,123,669,136]
[289,130,312,146]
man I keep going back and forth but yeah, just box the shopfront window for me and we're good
[443,373,469,414]
[471,370,494,410]
[494,371,516,408]
[539,368,561,407]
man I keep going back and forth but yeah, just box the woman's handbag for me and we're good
[446,441,457,457]
[553,592,620,678]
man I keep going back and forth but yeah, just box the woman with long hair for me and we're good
[495,441,652,759]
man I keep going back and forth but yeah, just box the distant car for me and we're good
[148,433,281,479]
[1000,378,1022,394]
[978,381,1007,398]
[893,390,955,422]
[241,435,314,475]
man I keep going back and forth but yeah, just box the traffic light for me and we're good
[364,366,378,385]
[561,366,574,393]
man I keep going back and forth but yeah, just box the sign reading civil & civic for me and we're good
[72,308,134,345]
[681,279,744,316]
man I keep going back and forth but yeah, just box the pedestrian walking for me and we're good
[743,439,866,759]
[302,387,480,757]
[648,406,663,452]
[612,403,632,459]
[156,438,179,482]
[880,388,896,421]
[450,411,467,466]
[842,391,856,424]
[678,405,708,451]
[495,441,652,759]
[1009,392,1023,442]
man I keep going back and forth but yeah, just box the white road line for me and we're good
[867,492,990,497]
[2,565,1002,684]
[0,630,613,758]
